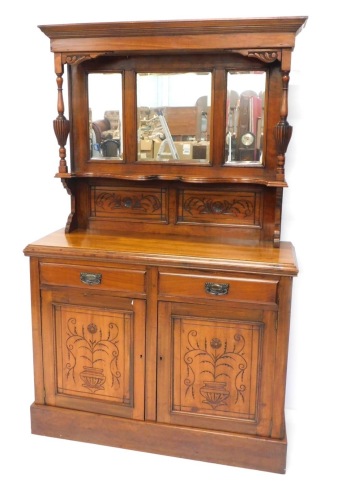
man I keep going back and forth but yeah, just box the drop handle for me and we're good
[205,282,229,296]
[80,272,102,285]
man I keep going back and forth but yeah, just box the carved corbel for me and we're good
[62,52,114,65]
[273,187,283,248]
[53,53,70,174]
[61,178,76,233]
[247,50,280,63]
[234,49,281,63]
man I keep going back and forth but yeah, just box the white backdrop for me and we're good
[1,2,336,498]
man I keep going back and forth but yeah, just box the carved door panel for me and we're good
[41,289,146,420]
[157,301,277,436]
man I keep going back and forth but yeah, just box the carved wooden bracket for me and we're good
[62,53,114,65]
[61,178,76,233]
[247,50,280,63]
[235,49,281,63]
[273,187,283,248]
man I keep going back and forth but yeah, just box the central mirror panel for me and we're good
[137,72,212,163]
[225,71,266,164]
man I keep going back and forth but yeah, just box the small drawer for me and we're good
[40,262,146,294]
[159,271,278,304]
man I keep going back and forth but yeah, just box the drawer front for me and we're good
[159,271,278,304]
[40,262,146,294]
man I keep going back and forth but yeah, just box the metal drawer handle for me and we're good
[205,282,229,296]
[80,272,102,285]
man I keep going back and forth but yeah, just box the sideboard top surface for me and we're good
[24,229,298,276]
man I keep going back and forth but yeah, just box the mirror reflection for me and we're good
[137,73,211,162]
[88,73,123,159]
[225,71,265,163]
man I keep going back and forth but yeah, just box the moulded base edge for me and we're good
[30,403,287,474]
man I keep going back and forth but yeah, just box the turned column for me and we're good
[274,50,293,182]
[53,53,70,173]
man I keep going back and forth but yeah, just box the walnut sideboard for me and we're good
[24,17,307,473]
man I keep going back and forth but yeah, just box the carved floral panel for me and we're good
[91,186,168,222]
[55,305,132,405]
[172,316,262,421]
[177,188,262,226]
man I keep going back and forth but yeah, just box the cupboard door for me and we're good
[41,289,146,420]
[157,301,277,436]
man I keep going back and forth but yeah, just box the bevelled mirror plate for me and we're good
[225,71,266,164]
[89,73,123,160]
[137,72,212,163]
